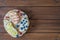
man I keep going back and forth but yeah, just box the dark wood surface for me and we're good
[0,0,60,40]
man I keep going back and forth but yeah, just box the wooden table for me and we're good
[0,0,60,40]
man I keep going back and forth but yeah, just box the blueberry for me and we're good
[25,21,27,22]
[24,26,25,28]
[23,20,25,22]
[16,25,19,28]
[16,35,19,38]
[26,25,28,28]
[21,27,23,30]
[21,21,23,24]
[24,18,26,19]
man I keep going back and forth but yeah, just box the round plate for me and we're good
[3,9,29,38]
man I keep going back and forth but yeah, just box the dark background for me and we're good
[0,0,60,40]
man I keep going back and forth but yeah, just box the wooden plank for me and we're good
[0,7,60,33]
[10,14,60,19]
[27,7,60,15]
[0,26,60,33]
[58,34,60,40]
[0,7,60,15]
[0,7,60,19]
[30,15,60,20]
[0,25,60,33]
[31,20,60,24]
[1,20,60,24]
[0,33,58,40]
[0,20,60,33]
[0,0,60,6]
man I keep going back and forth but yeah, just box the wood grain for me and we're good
[0,7,60,19]
[57,34,60,40]
[0,0,60,40]
[0,20,60,33]
[0,33,59,40]
[0,0,60,6]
